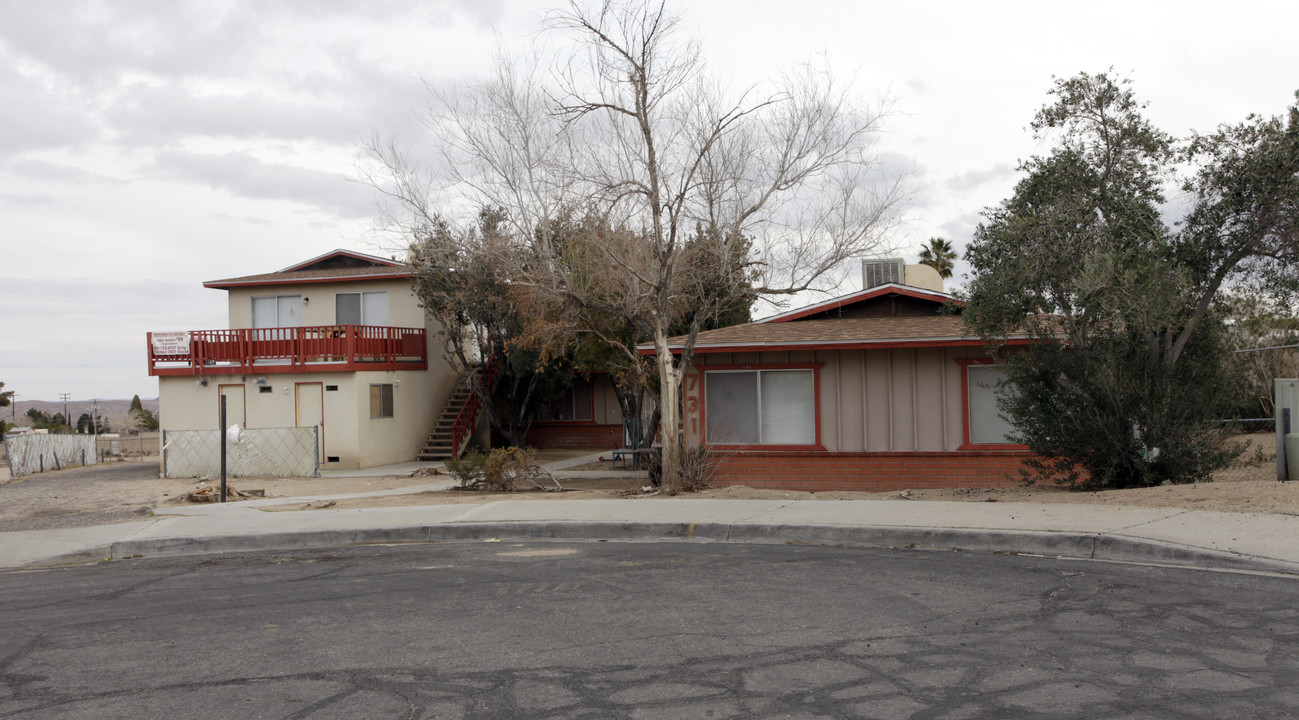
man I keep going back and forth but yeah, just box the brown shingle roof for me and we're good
[204,264,414,289]
[654,315,979,353]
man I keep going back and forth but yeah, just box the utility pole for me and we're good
[59,393,70,430]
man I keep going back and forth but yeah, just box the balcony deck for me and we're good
[148,325,428,376]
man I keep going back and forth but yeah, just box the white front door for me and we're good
[295,382,325,462]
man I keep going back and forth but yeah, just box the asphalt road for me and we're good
[2,543,1298,719]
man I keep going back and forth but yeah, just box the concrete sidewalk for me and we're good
[4,477,1299,573]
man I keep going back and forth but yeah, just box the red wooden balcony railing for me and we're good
[147,325,428,376]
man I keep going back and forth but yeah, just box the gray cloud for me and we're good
[945,163,1015,192]
[5,159,117,183]
[0,193,58,208]
[152,149,374,218]
[103,83,352,145]
[0,62,102,155]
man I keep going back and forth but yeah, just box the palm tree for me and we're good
[918,237,957,279]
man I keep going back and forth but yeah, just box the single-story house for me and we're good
[647,260,1030,491]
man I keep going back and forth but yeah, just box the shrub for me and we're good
[445,451,488,489]
[482,446,547,492]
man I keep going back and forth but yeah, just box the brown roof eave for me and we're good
[203,271,415,290]
[637,336,1031,356]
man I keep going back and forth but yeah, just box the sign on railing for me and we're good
[151,331,191,355]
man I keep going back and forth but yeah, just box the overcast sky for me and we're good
[2,0,1296,402]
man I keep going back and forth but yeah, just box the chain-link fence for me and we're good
[162,426,319,479]
[1221,418,1275,434]
[3,433,98,478]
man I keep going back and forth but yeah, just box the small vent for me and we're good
[325,385,339,391]
[862,258,905,289]
[327,456,340,463]
[259,386,272,394]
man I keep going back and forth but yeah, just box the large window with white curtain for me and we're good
[704,369,815,445]
[966,364,1018,445]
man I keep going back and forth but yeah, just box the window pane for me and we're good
[277,296,302,327]
[968,365,1016,444]
[572,381,593,421]
[760,370,815,445]
[370,384,393,418]
[361,292,389,326]
[336,294,361,325]
[705,372,758,444]
[251,297,277,329]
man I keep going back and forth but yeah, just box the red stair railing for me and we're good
[450,355,501,458]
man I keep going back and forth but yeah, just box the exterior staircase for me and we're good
[417,374,473,461]
[417,357,500,461]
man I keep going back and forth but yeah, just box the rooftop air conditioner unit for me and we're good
[862,258,905,290]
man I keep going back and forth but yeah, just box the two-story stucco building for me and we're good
[149,250,461,470]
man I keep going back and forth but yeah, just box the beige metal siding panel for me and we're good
[835,350,866,451]
[816,350,840,451]
[864,349,892,450]
[914,349,946,450]
[890,349,916,451]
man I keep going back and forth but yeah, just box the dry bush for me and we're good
[667,446,719,494]
[484,446,562,492]
[445,451,488,489]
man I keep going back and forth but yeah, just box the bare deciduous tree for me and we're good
[365,0,908,490]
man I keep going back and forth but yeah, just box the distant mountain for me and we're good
[5,398,160,433]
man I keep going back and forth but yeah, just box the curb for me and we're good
[26,521,1299,575]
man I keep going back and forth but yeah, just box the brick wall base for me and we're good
[525,423,623,450]
[710,450,1034,492]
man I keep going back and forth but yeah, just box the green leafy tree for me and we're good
[409,207,571,447]
[0,382,11,435]
[964,73,1299,490]
[1222,293,1299,418]
[128,394,159,432]
[917,237,957,279]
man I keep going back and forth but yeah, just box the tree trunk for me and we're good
[653,326,682,492]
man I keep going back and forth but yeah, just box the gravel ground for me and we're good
[2,433,1293,530]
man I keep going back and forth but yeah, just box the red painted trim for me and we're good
[761,284,958,323]
[639,338,1030,356]
[697,364,823,449]
[204,272,412,289]
[709,449,1033,458]
[279,249,406,272]
[956,358,1028,450]
[693,362,825,371]
[216,384,246,429]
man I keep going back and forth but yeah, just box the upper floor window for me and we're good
[336,291,389,326]
[251,295,302,328]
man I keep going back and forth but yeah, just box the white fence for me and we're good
[3,434,98,478]
[161,426,319,478]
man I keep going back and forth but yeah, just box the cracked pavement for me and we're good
[2,542,1298,718]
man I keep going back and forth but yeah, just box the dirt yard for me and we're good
[2,434,1295,531]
